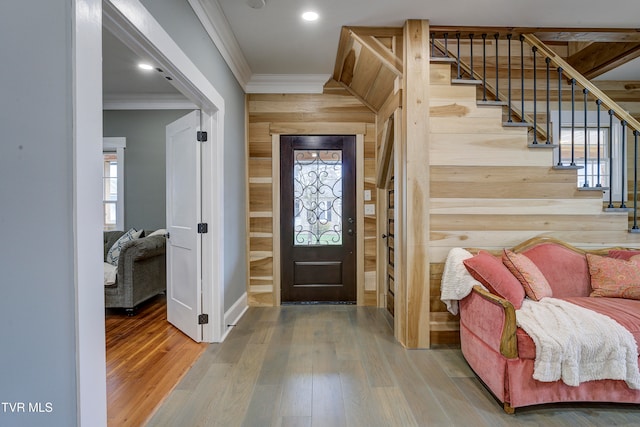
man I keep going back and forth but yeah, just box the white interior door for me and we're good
[166,110,202,342]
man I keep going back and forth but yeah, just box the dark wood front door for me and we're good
[280,135,356,303]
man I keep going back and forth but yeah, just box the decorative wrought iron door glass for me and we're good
[293,150,343,245]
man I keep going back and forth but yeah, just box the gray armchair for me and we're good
[104,230,166,314]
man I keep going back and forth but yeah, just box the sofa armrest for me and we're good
[461,285,518,359]
[117,236,165,277]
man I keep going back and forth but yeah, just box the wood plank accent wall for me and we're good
[246,86,377,307]
[427,59,640,346]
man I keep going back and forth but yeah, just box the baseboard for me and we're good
[221,292,248,342]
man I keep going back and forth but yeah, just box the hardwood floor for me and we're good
[147,305,640,426]
[106,295,207,427]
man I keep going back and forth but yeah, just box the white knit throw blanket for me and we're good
[440,248,483,315]
[517,298,640,389]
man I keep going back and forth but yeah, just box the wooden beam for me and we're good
[565,42,640,79]
[332,27,355,82]
[429,26,640,42]
[345,26,404,37]
[376,116,394,189]
[401,19,431,349]
[595,81,640,102]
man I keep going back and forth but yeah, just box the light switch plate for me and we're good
[364,204,375,215]
[364,190,371,201]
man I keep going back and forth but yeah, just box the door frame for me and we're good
[76,1,225,424]
[103,0,225,342]
[272,131,365,306]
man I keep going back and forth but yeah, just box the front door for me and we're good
[280,135,357,303]
[166,110,202,342]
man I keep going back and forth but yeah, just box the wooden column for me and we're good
[399,20,431,348]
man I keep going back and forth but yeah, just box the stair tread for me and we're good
[579,186,608,191]
[430,56,457,63]
[477,100,508,107]
[552,164,583,170]
[451,79,483,85]
[528,142,557,148]
[503,121,532,127]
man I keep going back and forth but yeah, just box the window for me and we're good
[552,110,622,201]
[103,137,126,230]
[559,127,610,188]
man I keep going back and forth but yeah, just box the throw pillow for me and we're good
[147,228,168,237]
[106,228,143,266]
[608,249,640,261]
[463,251,525,309]
[586,253,640,300]
[502,249,553,301]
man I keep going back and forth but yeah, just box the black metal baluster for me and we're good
[507,34,513,122]
[608,109,614,208]
[431,32,435,57]
[546,57,551,144]
[532,46,538,144]
[570,78,576,166]
[583,88,589,187]
[596,99,602,187]
[557,67,564,166]
[494,33,500,102]
[634,130,639,230]
[520,35,525,122]
[444,33,449,57]
[482,33,487,101]
[469,34,475,79]
[620,120,627,209]
[456,33,461,79]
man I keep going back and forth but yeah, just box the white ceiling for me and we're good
[102,27,183,98]
[102,0,640,98]
[216,0,640,77]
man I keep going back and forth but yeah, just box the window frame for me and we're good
[103,137,126,231]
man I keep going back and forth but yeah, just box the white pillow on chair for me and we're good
[106,228,143,266]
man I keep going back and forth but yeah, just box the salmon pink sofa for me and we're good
[458,237,640,413]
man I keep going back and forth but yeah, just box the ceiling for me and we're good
[102,0,640,98]
[102,27,183,99]
[216,0,640,77]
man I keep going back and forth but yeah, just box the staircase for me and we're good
[430,30,640,232]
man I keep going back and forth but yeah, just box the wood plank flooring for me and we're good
[106,295,207,427]
[147,305,640,426]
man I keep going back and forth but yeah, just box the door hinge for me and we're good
[197,223,208,234]
[197,131,207,142]
[198,314,209,325]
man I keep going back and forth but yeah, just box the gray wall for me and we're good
[142,0,248,311]
[103,109,192,231]
[0,1,77,426]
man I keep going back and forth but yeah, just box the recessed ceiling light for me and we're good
[138,63,154,71]
[301,11,319,22]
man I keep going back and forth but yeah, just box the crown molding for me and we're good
[246,74,332,94]
[103,93,198,110]
[188,0,252,90]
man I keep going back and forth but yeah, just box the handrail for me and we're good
[523,34,640,134]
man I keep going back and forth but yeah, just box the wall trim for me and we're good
[246,74,331,94]
[221,292,248,341]
[187,0,252,89]
[103,93,198,110]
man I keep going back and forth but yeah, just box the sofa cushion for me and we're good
[517,297,640,360]
[106,228,143,266]
[463,251,525,309]
[586,254,640,300]
[503,250,552,301]
[521,242,591,298]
